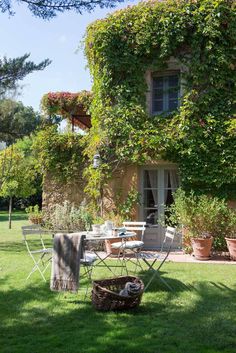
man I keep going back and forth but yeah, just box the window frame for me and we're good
[151,70,180,115]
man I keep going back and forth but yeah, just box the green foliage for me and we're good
[0,99,42,145]
[168,188,236,251]
[0,0,126,19]
[0,54,51,98]
[47,200,93,232]
[115,187,141,220]
[33,126,84,181]
[25,204,43,224]
[0,138,38,199]
[85,0,236,199]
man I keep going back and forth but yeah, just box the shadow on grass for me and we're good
[0,241,25,253]
[0,276,236,353]
[0,212,28,222]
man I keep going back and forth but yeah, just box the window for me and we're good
[152,73,180,115]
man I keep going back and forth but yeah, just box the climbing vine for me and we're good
[84,0,236,199]
[33,126,85,182]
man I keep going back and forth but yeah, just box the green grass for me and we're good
[1,212,236,353]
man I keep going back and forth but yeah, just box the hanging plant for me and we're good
[41,90,93,118]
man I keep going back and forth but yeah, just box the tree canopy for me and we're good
[0,54,51,99]
[0,137,37,199]
[0,0,125,19]
[0,99,42,145]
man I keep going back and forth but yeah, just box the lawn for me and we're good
[1,212,236,353]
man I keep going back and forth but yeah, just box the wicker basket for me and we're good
[92,276,144,311]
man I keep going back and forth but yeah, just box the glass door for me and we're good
[141,167,179,249]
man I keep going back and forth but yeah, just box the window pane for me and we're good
[169,89,178,100]
[152,74,179,114]
[144,170,158,188]
[169,75,179,87]
[153,77,163,88]
[169,99,178,110]
[164,170,179,190]
[153,100,163,112]
[144,209,158,226]
[153,89,163,99]
[144,190,158,208]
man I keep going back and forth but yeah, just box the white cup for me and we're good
[92,224,101,235]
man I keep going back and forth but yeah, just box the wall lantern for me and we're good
[93,153,101,169]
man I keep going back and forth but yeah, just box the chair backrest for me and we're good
[22,225,47,254]
[123,221,146,241]
[161,226,176,254]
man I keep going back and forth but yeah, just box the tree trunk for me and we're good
[8,196,12,229]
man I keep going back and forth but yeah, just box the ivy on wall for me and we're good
[84,0,236,199]
[33,126,84,182]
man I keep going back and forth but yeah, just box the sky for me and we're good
[0,0,138,111]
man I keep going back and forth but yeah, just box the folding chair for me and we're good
[80,251,97,297]
[140,226,176,291]
[111,221,146,274]
[22,225,53,282]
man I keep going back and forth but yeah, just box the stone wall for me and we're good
[103,164,139,220]
[42,172,85,214]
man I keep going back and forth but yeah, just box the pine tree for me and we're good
[0,54,51,98]
[0,0,125,19]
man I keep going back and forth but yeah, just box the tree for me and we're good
[0,54,51,98]
[0,137,39,228]
[0,99,42,145]
[0,0,125,19]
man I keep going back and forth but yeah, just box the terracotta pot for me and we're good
[29,216,43,225]
[191,237,213,260]
[225,238,236,261]
[104,238,120,256]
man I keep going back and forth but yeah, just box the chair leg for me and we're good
[144,270,173,292]
[93,252,117,276]
[27,258,47,282]
[84,265,93,299]
[122,250,144,275]
[27,252,52,282]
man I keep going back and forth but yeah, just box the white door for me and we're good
[140,166,180,249]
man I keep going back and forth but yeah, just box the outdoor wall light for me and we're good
[93,153,101,169]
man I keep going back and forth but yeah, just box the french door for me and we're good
[140,166,180,249]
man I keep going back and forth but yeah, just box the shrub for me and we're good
[25,205,43,224]
[168,189,235,252]
[48,201,93,232]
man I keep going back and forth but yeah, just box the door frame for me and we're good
[138,163,180,249]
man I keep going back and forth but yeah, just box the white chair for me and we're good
[111,221,146,273]
[80,251,98,297]
[22,225,53,282]
[140,226,176,291]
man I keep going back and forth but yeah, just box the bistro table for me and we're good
[82,231,136,275]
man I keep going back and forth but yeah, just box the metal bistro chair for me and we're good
[140,226,176,291]
[80,249,98,297]
[111,221,146,274]
[22,225,53,282]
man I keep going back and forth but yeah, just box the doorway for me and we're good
[140,166,180,249]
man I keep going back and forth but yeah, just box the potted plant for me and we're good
[168,189,228,260]
[224,209,236,260]
[25,205,43,225]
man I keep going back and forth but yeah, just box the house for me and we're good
[41,0,235,249]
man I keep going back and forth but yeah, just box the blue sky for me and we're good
[0,1,138,111]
